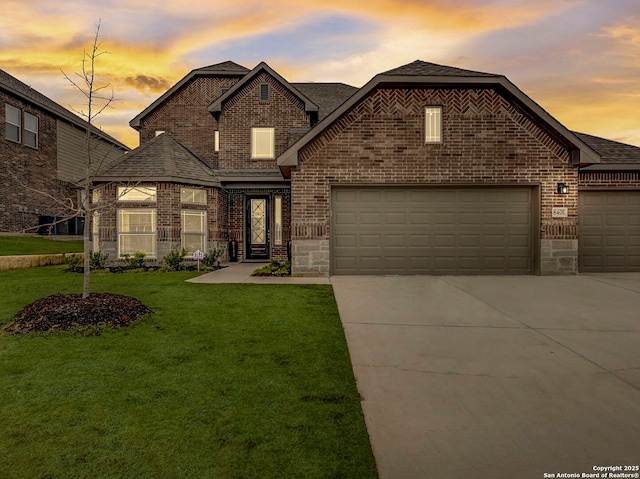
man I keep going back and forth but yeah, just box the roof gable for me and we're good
[95,133,219,186]
[208,62,319,117]
[0,69,128,151]
[278,59,601,176]
[130,60,250,129]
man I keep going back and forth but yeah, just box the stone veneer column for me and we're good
[291,239,330,276]
[541,239,578,274]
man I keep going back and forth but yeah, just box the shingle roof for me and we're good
[130,60,250,129]
[292,83,358,121]
[0,68,128,150]
[573,132,640,164]
[382,60,498,77]
[191,61,250,75]
[96,133,219,186]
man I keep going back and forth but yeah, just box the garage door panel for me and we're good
[332,186,535,275]
[579,191,640,272]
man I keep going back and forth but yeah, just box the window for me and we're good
[274,195,283,245]
[425,106,443,143]
[5,105,21,142]
[117,186,157,202]
[118,209,156,257]
[92,211,100,251]
[155,130,165,137]
[180,187,206,204]
[214,130,219,152]
[181,210,206,255]
[220,87,230,95]
[259,83,270,102]
[251,127,274,159]
[91,189,100,204]
[24,112,38,148]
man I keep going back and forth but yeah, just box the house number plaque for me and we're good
[552,207,568,218]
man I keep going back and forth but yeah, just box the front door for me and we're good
[246,196,270,260]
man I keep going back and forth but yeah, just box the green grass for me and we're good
[0,235,84,256]
[0,267,377,479]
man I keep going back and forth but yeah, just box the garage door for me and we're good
[332,186,536,275]
[579,191,640,272]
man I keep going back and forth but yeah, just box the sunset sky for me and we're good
[1,0,638,149]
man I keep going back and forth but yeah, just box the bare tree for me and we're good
[61,19,116,298]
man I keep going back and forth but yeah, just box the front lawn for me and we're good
[0,235,84,256]
[0,267,377,479]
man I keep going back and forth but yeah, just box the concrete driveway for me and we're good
[331,274,640,479]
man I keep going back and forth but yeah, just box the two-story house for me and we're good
[91,60,640,275]
[1,69,130,234]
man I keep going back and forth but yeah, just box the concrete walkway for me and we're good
[331,273,640,479]
[186,262,330,284]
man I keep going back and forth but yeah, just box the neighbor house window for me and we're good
[118,209,156,257]
[180,187,206,204]
[5,104,21,142]
[425,106,443,143]
[155,130,165,136]
[181,210,206,256]
[251,127,274,159]
[117,186,157,202]
[214,130,220,152]
[274,195,283,245]
[24,112,38,148]
[91,189,101,204]
[259,83,270,102]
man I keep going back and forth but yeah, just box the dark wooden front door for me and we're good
[246,196,270,260]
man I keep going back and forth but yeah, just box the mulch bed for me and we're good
[2,293,153,335]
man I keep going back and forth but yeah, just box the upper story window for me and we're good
[117,186,157,202]
[214,130,220,152]
[24,112,38,148]
[425,106,443,143]
[5,104,22,143]
[155,130,165,137]
[181,187,206,204]
[259,83,270,102]
[251,127,275,159]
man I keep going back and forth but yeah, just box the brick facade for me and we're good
[1,92,71,232]
[292,87,580,275]
[138,76,241,169]
[218,73,310,170]
[579,171,640,189]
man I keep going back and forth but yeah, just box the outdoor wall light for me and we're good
[557,182,570,195]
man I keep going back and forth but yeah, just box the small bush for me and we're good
[202,248,224,269]
[121,251,146,269]
[63,253,82,271]
[251,260,291,277]
[163,248,187,271]
[89,250,109,269]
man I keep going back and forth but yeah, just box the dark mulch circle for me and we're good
[2,293,153,335]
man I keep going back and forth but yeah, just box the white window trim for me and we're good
[117,208,157,258]
[251,127,275,159]
[117,186,157,202]
[180,187,206,205]
[181,210,207,257]
[425,106,443,144]
[23,112,38,148]
[5,104,21,143]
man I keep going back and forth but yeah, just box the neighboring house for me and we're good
[0,69,130,234]
[92,59,640,275]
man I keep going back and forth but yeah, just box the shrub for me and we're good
[163,248,187,271]
[251,260,291,277]
[63,253,82,271]
[202,248,224,269]
[121,251,146,269]
[89,250,109,269]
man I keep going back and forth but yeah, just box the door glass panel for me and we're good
[251,199,266,244]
